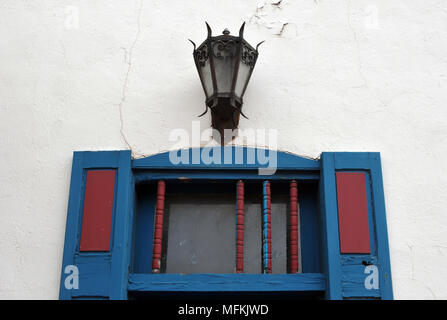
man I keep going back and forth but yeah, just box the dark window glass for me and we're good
[243,194,289,274]
[164,193,236,274]
[271,200,288,274]
[244,200,262,273]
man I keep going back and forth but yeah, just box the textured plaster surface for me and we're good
[1,0,447,299]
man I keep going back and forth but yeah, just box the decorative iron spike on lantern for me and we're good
[189,22,263,144]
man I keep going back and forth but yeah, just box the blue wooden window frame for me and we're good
[59,147,393,300]
[130,175,322,291]
[131,181,320,274]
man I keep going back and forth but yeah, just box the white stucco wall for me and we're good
[1,0,446,299]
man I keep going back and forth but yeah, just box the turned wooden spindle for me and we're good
[289,180,299,273]
[262,181,272,274]
[151,180,166,273]
[236,180,245,273]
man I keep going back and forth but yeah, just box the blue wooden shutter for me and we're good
[320,152,393,300]
[59,151,132,300]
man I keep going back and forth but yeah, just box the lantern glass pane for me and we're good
[200,59,213,98]
[213,55,235,93]
[234,62,251,98]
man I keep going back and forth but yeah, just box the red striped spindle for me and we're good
[289,180,299,273]
[236,180,245,273]
[152,180,166,273]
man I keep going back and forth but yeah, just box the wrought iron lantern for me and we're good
[190,22,263,143]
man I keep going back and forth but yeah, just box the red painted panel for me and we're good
[80,170,116,251]
[336,172,371,254]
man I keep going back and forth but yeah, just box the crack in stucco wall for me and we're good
[346,0,367,89]
[118,0,143,158]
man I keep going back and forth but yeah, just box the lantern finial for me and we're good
[239,22,245,37]
[205,21,212,37]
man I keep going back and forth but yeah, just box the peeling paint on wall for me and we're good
[248,1,292,36]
